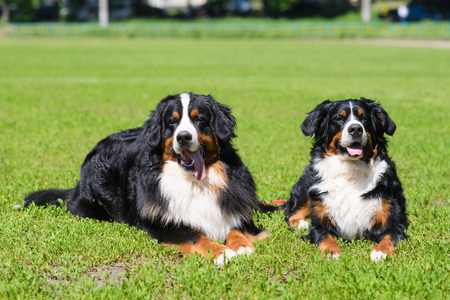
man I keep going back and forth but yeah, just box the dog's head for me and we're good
[301,98,396,161]
[144,92,236,180]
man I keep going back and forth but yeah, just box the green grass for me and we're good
[8,21,450,39]
[0,38,449,299]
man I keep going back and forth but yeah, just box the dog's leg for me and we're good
[370,199,408,261]
[318,234,342,259]
[225,230,254,255]
[370,234,394,261]
[225,221,271,256]
[286,202,311,230]
[147,222,236,265]
[284,176,311,230]
[65,185,113,221]
[175,235,236,266]
[225,230,271,256]
[308,226,341,259]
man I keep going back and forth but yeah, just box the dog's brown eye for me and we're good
[336,116,344,122]
[361,115,367,122]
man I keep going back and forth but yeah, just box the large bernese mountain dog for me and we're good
[284,98,408,261]
[25,92,271,265]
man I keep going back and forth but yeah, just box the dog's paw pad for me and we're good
[296,220,310,230]
[370,250,387,261]
[236,246,253,256]
[214,249,237,266]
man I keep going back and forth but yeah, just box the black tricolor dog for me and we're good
[284,98,407,261]
[25,92,271,265]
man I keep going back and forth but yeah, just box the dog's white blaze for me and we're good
[341,102,367,148]
[158,161,242,242]
[173,92,199,153]
[311,155,388,240]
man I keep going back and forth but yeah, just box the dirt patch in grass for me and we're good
[89,267,128,287]
[46,266,128,288]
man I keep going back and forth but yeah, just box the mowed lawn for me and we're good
[0,38,448,299]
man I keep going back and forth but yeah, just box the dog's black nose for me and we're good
[348,124,363,137]
[177,131,192,145]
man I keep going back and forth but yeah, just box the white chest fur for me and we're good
[311,156,388,240]
[157,161,242,242]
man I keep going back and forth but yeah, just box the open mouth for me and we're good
[338,144,364,157]
[175,146,206,180]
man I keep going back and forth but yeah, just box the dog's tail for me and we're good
[24,188,73,208]
[257,200,286,213]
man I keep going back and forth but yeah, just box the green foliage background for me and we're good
[0,38,449,298]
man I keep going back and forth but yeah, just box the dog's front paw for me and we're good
[370,250,387,261]
[296,220,310,230]
[327,252,340,260]
[214,249,237,266]
[236,246,253,256]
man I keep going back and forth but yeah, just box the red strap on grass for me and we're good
[264,200,286,206]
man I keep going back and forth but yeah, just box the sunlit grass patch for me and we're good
[0,38,448,299]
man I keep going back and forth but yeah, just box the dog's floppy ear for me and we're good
[144,110,162,148]
[301,100,333,137]
[144,99,169,148]
[212,97,236,141]
[364,99,396,136]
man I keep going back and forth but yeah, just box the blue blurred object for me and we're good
[407,4,443,21]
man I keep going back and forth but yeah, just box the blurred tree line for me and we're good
[0,0,160,22]
[261,0,354,18]
[204,0,355,18]
[1,0,449,22]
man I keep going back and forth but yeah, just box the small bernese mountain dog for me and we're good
[25,92,271,265]
[284,98,408,261]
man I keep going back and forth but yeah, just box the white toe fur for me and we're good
[327,253,340,260]
[214,249,237,266]
[236,246,253,256]
[370,250,387,261]
[297,220,310,230]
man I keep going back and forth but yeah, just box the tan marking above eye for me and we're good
[190,109,198,119]
[173,112,180,120]
[357,108,364,116]
[339,110,347,117]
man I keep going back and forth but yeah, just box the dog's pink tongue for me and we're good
[188,150,206,180]
[347,145,363,156]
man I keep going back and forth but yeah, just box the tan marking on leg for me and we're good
[318,234,342,257]
[172,235,229,259]
[243,231,271,243]
[288,201,311,228]
[225,230,253,251]
[372,199,391,227]
[373,234,394,256]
